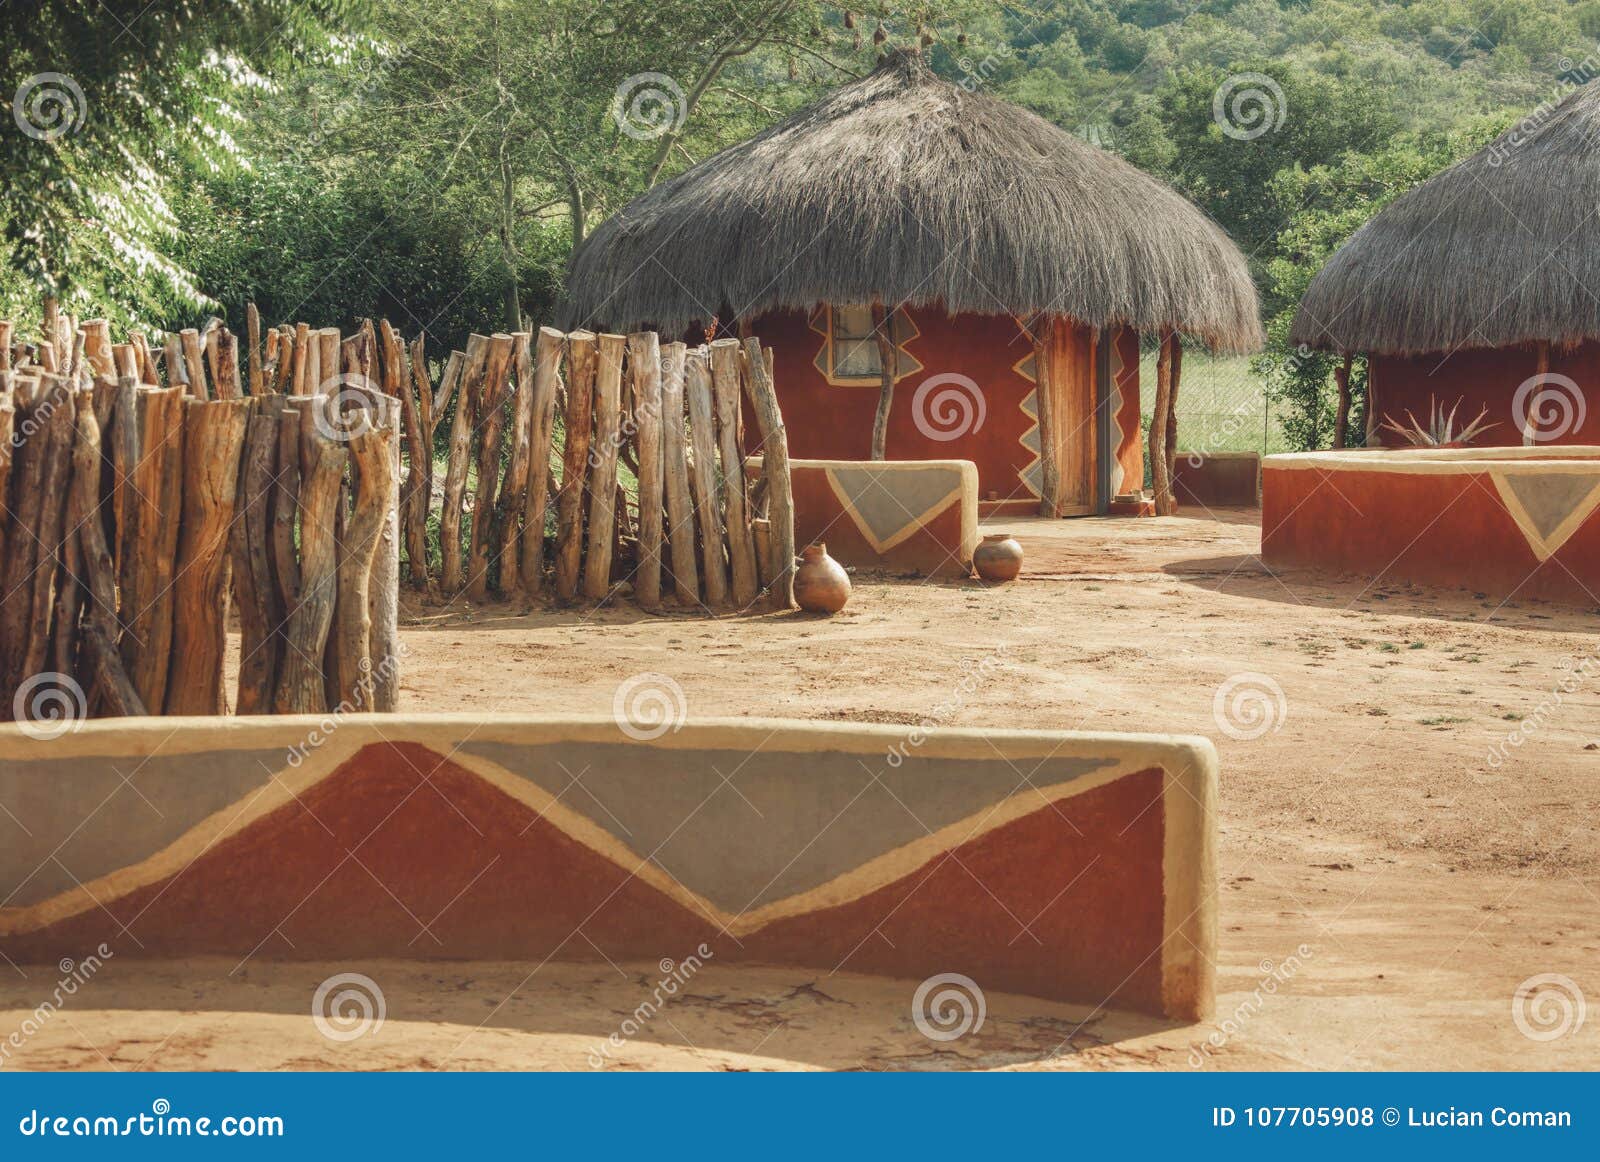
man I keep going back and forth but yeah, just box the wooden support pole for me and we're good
[710,339,759,609]
[582,333,626,601]
[870,301,897,461]
[518,329,564,597]
[166,398,250,714]
[659,342,699,605]
[1165,333,1183,494]
[232,396,286,714]
[741,337,795,609]
[81,320,114,379]
[465,333,515,599]
[1150,332,1176,517]
[685,349,729,606]
[554,331,598,601]
[628,332,665,610]
[275,420,346,715]
[68,393,145,717]
[382,323,427,589]
[1333,352,1353,450]
[1524,342,1551,446]
[333,416,395,711]
[0,378,50,690]
[440,334,489,593]
[1364,353,1380,446]
[121,386,186,712]
[1033,319,1062,518]
[315,328,341,394]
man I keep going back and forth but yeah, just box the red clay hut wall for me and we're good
[1371,342,1600,447]
[746,306,1143,511]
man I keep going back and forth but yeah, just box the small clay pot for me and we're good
[973,533,1023,582]
[793,543,851,614]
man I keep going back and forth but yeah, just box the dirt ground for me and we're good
[5,508,1597,1071]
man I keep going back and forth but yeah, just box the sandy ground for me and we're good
[4,508,1597,1071]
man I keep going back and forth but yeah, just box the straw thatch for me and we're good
[1293,80,1600,356]
[563,49,1262,352]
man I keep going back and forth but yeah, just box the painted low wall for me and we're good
[1262,447,1600,604]
[755,458,980,578]
[0,714,1217,1020]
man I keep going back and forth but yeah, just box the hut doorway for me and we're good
[1039,317,1103,516]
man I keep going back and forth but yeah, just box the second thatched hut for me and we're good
[564,49,1260,516]
[1293,80,1600,448]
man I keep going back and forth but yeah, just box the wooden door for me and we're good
[1047,317,1098,515]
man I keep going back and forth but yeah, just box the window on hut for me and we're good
[824,304,916,381]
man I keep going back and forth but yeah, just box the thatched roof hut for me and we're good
[1292,81,1600,356]
[566,49,1259,351]
[566,49,1261,517]
[1291,81,1600,447]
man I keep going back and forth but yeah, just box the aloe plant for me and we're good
[1381,396,1498,447]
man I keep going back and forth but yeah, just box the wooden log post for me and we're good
[215,327,243,400]
[553,332,598,601]
[233,396,286,713]
[81,320,114,379]
[1364,354,1380,446]
[659,342,700,605]
[1524,343,1551,447]
[120,386,187,712]
[440,334,489,593]
[1033,319,1062,518]
[382,323,427,588]
[403,335,437,587]
[465,333,515,600]
[179,328,209,399]
[870,301,897,461]
[162,334,187,391]
[166,398,250,714]
[741,337,796,609]
[1,378,50,689]
[368,396,402,712]
[627,333,665,610]
[518,328,564,598]
[275,419,346,715]
[247,303,264,395]
[685,349,730,606]
[1150,332,1176,517]
[710,339,760,609]
[20,380,75,686]
[67,393,145,716]
[497,333,535,594]
[1333,352,1353,450]
[582,333,627,601]
[110,376,139,577]
[333,416,395,711]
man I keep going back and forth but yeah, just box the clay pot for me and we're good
[973,534,1023,582]
[793,543,851,614]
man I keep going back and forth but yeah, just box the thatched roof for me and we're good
[1293,80,1600,356]
[562,49,1262,352]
